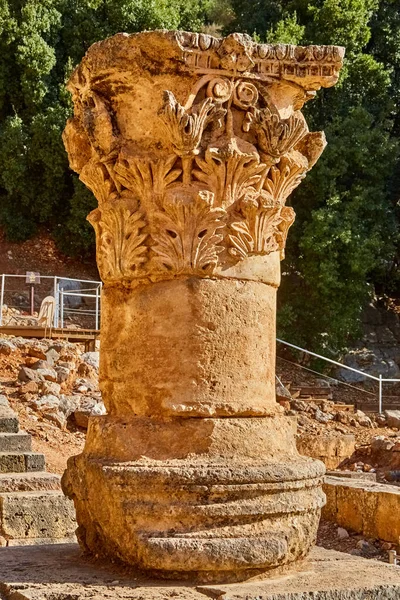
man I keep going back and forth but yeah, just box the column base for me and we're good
[62,415,325,580]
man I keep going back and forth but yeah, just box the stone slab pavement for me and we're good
[0,543,400,599]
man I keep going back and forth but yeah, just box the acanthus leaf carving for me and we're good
[262,153,308,206]
[88,200,148,282]
[151,190,225,276]
[114,155,182,207]
[193,143,268,209]
[228,191,295,260]
[80,158,118,206]
[295,131,327,168]
[247,106,308,160]
[70,62,331,283]
[159,91,225,156]
[277,206,296,259]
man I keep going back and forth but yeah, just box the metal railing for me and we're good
[277,338,400,414]
[0,274,102,330]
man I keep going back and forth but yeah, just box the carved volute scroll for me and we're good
[64,31,344,285]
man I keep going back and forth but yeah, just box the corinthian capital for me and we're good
[64,31,344,287]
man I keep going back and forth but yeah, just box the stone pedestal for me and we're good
[62,31,344,578]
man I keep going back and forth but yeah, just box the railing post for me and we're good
[0,274,5,326]
[378,374,383,414]
[60,288,64,328]
[95,285,99,330]
[55,282,60,328]
[53,276,57,327]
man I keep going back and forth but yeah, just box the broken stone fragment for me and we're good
[35,368,57,383]
[74,399,106,429]
[40,381,61,397]
[0,340,16,355]
[384,410,400,429]
[55,366,71,384]
[18,367,43,384]
[80,352,99,370]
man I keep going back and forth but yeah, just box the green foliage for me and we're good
[265,12,304,45]
[0,0,213,257]
[225,0,400,354]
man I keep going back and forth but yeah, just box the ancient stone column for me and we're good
[62,31,344,579]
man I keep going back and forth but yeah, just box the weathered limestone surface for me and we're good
[62,30,344,578]
[1,544,400,599]
[297,433,356,469]
[323,476,400,543]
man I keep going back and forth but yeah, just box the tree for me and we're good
[224,0,400,353]
[0,0,213,257]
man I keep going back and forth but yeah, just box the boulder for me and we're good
[28,345,47,360]
[276,381,291,402]
[0,339,16,355]
[371,436,394,452]
[74,400,106,429]
[338,348,400,383]
[45,348,60,366]
[58,361,76,370]
[74,377,97,393]
[31,360,51,370]
[11,337,28,349]
[36,368,57,383]
[0,395,10,408]
[77,362,98,379]
[20,381,39,394]
[29,395,65,429]
[55,366,71,384]
[40,381,61,396]
[384,410,400,429]
[376,325,396,344]
[335,411,353,426]
[314,409,333,424]
[354,410,373,428]
[60,395,80,418]
[337,527,349,539]
[290,399,311,413]
[30,394,60,411]
[362,303,382,326]
[81,351,99,370]
[18,367,43,383]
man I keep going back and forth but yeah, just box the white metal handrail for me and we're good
[277,338,400,413]
[0,273,102,330]
[58,286,101,330]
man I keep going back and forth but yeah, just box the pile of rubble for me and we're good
[341,431,400,482]
[276,383,378,433]
[276,382,400,476]
[0,337,104,430]
[1,305,38,327]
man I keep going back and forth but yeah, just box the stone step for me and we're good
[0,490,76,542]
[325,470,377,482]
[0,410,19,434]
[0,432,32,452]
[290,386,333,400]
[0,472,61,493]
[0,452,45,473]
[3,535,76,547]
[323,477,400,544]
